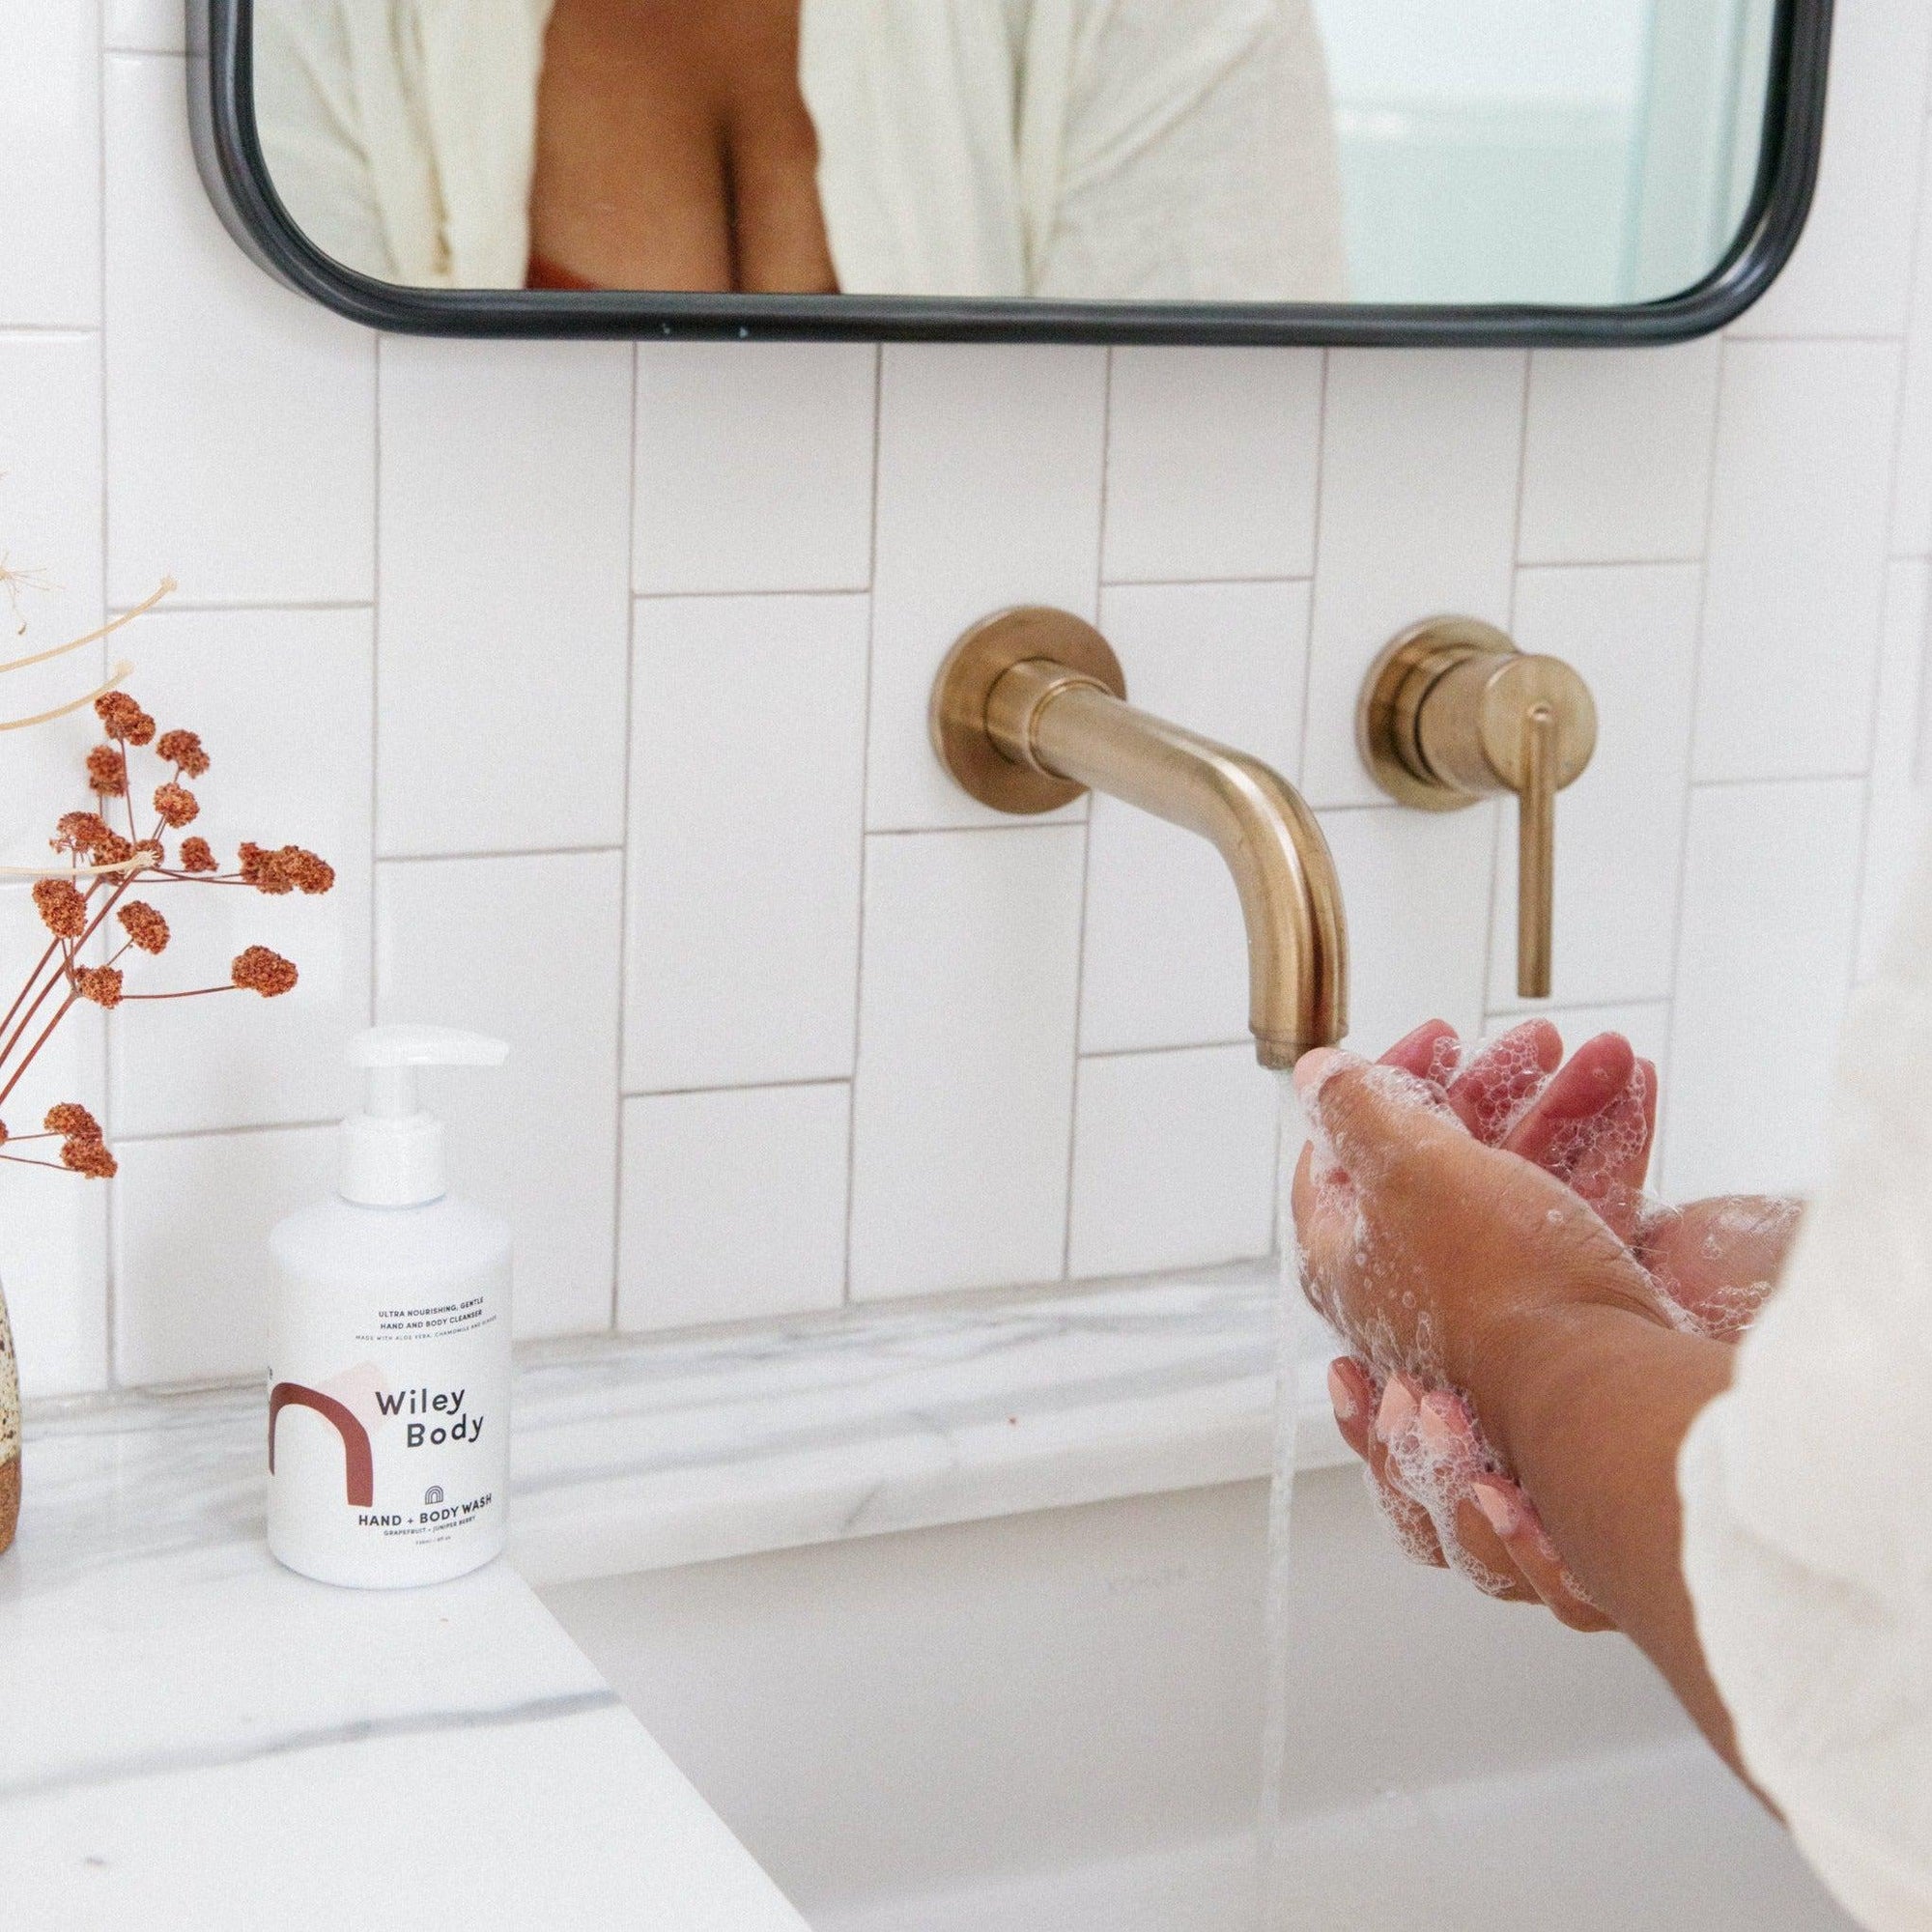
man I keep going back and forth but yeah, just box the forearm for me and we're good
[1471,1306,1747,1779]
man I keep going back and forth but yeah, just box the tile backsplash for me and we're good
[1,4,1930,1398]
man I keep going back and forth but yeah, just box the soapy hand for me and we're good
[1297,1020,1800,1630]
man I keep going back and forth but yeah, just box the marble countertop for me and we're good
[0,1263,1328,1926]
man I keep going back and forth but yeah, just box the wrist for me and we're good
[1462,1297,1671,1474]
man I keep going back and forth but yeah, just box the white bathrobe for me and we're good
[251,0,1347,299]
[1678,831,1932,1929]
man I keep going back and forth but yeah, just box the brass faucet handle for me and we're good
[1358,619,1597,1002]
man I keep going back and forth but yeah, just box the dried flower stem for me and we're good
[0,579,172,678]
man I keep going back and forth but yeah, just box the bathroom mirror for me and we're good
[190,0,1832,346]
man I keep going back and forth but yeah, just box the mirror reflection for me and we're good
[254,0,1777,307]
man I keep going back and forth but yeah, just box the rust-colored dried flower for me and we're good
[118,901,170,954]
[154,781,199,828]
[59,1135,117,1179]
[239,842,334,897]
[95,692,156,746]
[178,836,218,873]
[0,1122,9,1149]
[232,946,298,997]
[51,811,134,867]
[156,729,210,778]
[86,745,128,798]
[74,965,124,1009]
[31,876,87,939]
[286,850,333,895]
[44,1102,103,1143]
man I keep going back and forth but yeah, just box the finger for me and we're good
[1471,1481,1616,1633]
[1411,1391,1539,1602]
[1368,1377,1447,1568]
[1501,1031,1634,1175]
[1442,1020,1562,1144]
[1294,1052,1466,1188]
[1378,1019,1460,1087]
[1326,1357,1378,1465]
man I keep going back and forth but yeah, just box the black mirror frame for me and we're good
[189,0,1833,346]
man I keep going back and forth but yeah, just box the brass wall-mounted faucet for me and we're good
[931,608,1349,1069]
[1358,618,1597,1000]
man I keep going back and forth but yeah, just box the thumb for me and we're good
[1295,1050,1465,1186]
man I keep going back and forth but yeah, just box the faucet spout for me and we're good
[931,609,1348,1068]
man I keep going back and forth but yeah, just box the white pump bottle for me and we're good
[267,1025,512,1589]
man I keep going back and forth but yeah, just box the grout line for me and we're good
[627,1074,853,1103]
[1079,1039,1250,1063]
[1292,349,1330,792]
[1061,352,1116,1280]
[115,1118,337,1149]
[840,346,886,1306]
[1515,554,1708,574]
[1685,770,1874,792]
[368,336,383,1025]
[864,818,1079,840]
[1659,331,1735,1190]
[375,842,624,866]
[629,583,871,605]
[112,599,375,616]
[1477,352,1538,1013]
[610,342,640,1333]
[1097,572,1317,592]
[97,2,116,1389]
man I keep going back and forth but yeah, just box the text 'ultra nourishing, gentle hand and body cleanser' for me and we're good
[267,1025,512,1589]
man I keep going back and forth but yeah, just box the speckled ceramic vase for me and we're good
[0,1277,18,1557]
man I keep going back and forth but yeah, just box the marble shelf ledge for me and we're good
[508,1260,1347,1587]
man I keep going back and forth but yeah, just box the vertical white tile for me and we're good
[866,345,1107,831]
[1079,581,1309,1053]
[1517,344,1720,566]
[108,608,374,1137]
[1319,805,1498,1059]
[1730,0,1932,341]
[104,53,375,606]
[0,885,107,1397]
[0,0,100,327]
[377,851,622,1340]
[104,0,183,53]
[849,827,1084,1300]
[1101,349,1322,583]
[1892,119,1932,561]
[376,338,632,857]
[634,344,877,595]
[617,1084,850,1331]
[624,593,867,1094]
[1664,780,1865,1201]
[1490,565,1701,1010]
[0,333,107,858]
[1068,1046,1280,1280]
[1857,560,1930,978]
[1695,341,1901,782]
[1303,351,1526,808]
[114,1123,334,1385]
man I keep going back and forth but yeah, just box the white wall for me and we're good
[0,0,1928,1397]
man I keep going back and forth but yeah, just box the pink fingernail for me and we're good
[1327,1361,1358,1423]
[1417,1392,1463,1454]
[1471,1481,1520,1539]
[1293,1047,1343,1098]
[1376,1378,1418,1442]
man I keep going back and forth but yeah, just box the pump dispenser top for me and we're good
[340,1024,508,1208]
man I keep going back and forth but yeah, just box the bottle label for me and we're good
[267,1264,510,1586]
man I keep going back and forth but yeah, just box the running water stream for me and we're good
[1258,1072,1309,1927]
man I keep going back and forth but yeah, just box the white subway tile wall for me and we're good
[0,16,1927,1392]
